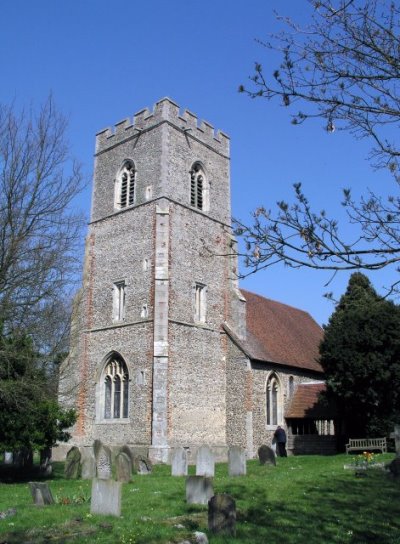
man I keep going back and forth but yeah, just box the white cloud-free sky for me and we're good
[1,0,396,325]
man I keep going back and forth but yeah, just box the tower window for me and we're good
[113,281,126,322]
[190,162,207,211]
[116,161,136,209]
[103,355,129,419]
[194,283,206,323]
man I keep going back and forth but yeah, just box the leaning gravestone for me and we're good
[29,482,54,506]
[228,446,246,476]
[186,476,214,505]
[134,455,152,475]
[81,452,96,480]
[94,440,112,480]
[171,447,188,476]
[196,445,215,477]
[390,425,400,458]
[208,494,236,537]
[64,446,81,479]
[91,478,122,517]
[258,444,276,466]
[115,452,132,483]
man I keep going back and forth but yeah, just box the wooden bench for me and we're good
[345,438,387,454]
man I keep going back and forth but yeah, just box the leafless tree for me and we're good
[238,0,400,290]
[0,96,85,336]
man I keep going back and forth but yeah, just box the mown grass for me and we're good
[0,454,399,543]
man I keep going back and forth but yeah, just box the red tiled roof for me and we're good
[285,382,337,419]
[241,289,323,373]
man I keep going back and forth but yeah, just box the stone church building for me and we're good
[59,98,335,462]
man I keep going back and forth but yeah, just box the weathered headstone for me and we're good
[81,453,96,480]
[91,478,122,516]
[196,445,214,477]
[390,425,400,458]
[387,458,400,478]
[134,455,152,475]
[208,494,236,537]
[64,446,81,479]
[29,482,54,506]
[171,447,188,476]
[115,451,132,482]
[4,452,13,465]
[120,445,135,466]
[258,444,276,466]
[228,446,246,476]
[94,440,112,480]
[186,476,214,505]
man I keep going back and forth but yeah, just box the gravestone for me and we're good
[258,444,276,466]
[29,482,54,505]
[228,446,246,476]
[196,445,214,477]
[390,425,400,458]
[115,451,132,482]
[120,445,135,466]
[186,476,214,505]
[4,452,13,465]
[94,440,112,480]
[81,453,96,480]
[171,447,188,476]
[134,455,152,475]
[64,446,81,479]
[91,478,122,517]
[208,494,236,537]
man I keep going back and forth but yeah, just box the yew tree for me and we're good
[320,272,400,437]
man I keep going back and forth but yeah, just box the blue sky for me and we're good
[1,0,396,325]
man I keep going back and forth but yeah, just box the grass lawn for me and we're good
[0,454,399,543]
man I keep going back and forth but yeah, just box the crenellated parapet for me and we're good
[95,97,230,155]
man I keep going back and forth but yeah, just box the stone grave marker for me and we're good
[4,452,13,465]
[171,447,188,476]
[94,440,112,480]
[134,455,152,475]
[29,482,54,506]
[228,446,246,476]
[64,446,81,479]
[196,445,215,477]
[120,445,135,466]
[208,494,236,537]
[186,476,214,505]
[116,451,132,482]
[91,478,122,517]
[81,453,96,480]
[390,425,400,458]
[258,444,276,466]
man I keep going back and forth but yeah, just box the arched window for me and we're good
[288,376,295,398]
[266,373,281,426]
[190,162,208,211]
[115,161,136,209]
[102,354,129,419]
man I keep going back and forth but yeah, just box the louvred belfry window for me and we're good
[190,162,206,210]
[117,161,136,209]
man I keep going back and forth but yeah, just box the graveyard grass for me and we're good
[0,454,399,543]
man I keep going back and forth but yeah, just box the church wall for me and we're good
[91,125,163,222]
[164,125,231,226]
[168,323,227,448]
[251,365,320,453]
[225,340,250,451]
[88,207,154,330]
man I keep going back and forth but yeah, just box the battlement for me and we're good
[95,97,230,155]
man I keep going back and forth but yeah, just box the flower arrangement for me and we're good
[354,451,375,468]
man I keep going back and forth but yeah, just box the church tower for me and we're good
[61,98,243,462]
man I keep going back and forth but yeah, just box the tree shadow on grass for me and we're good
[216,470,400,544]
